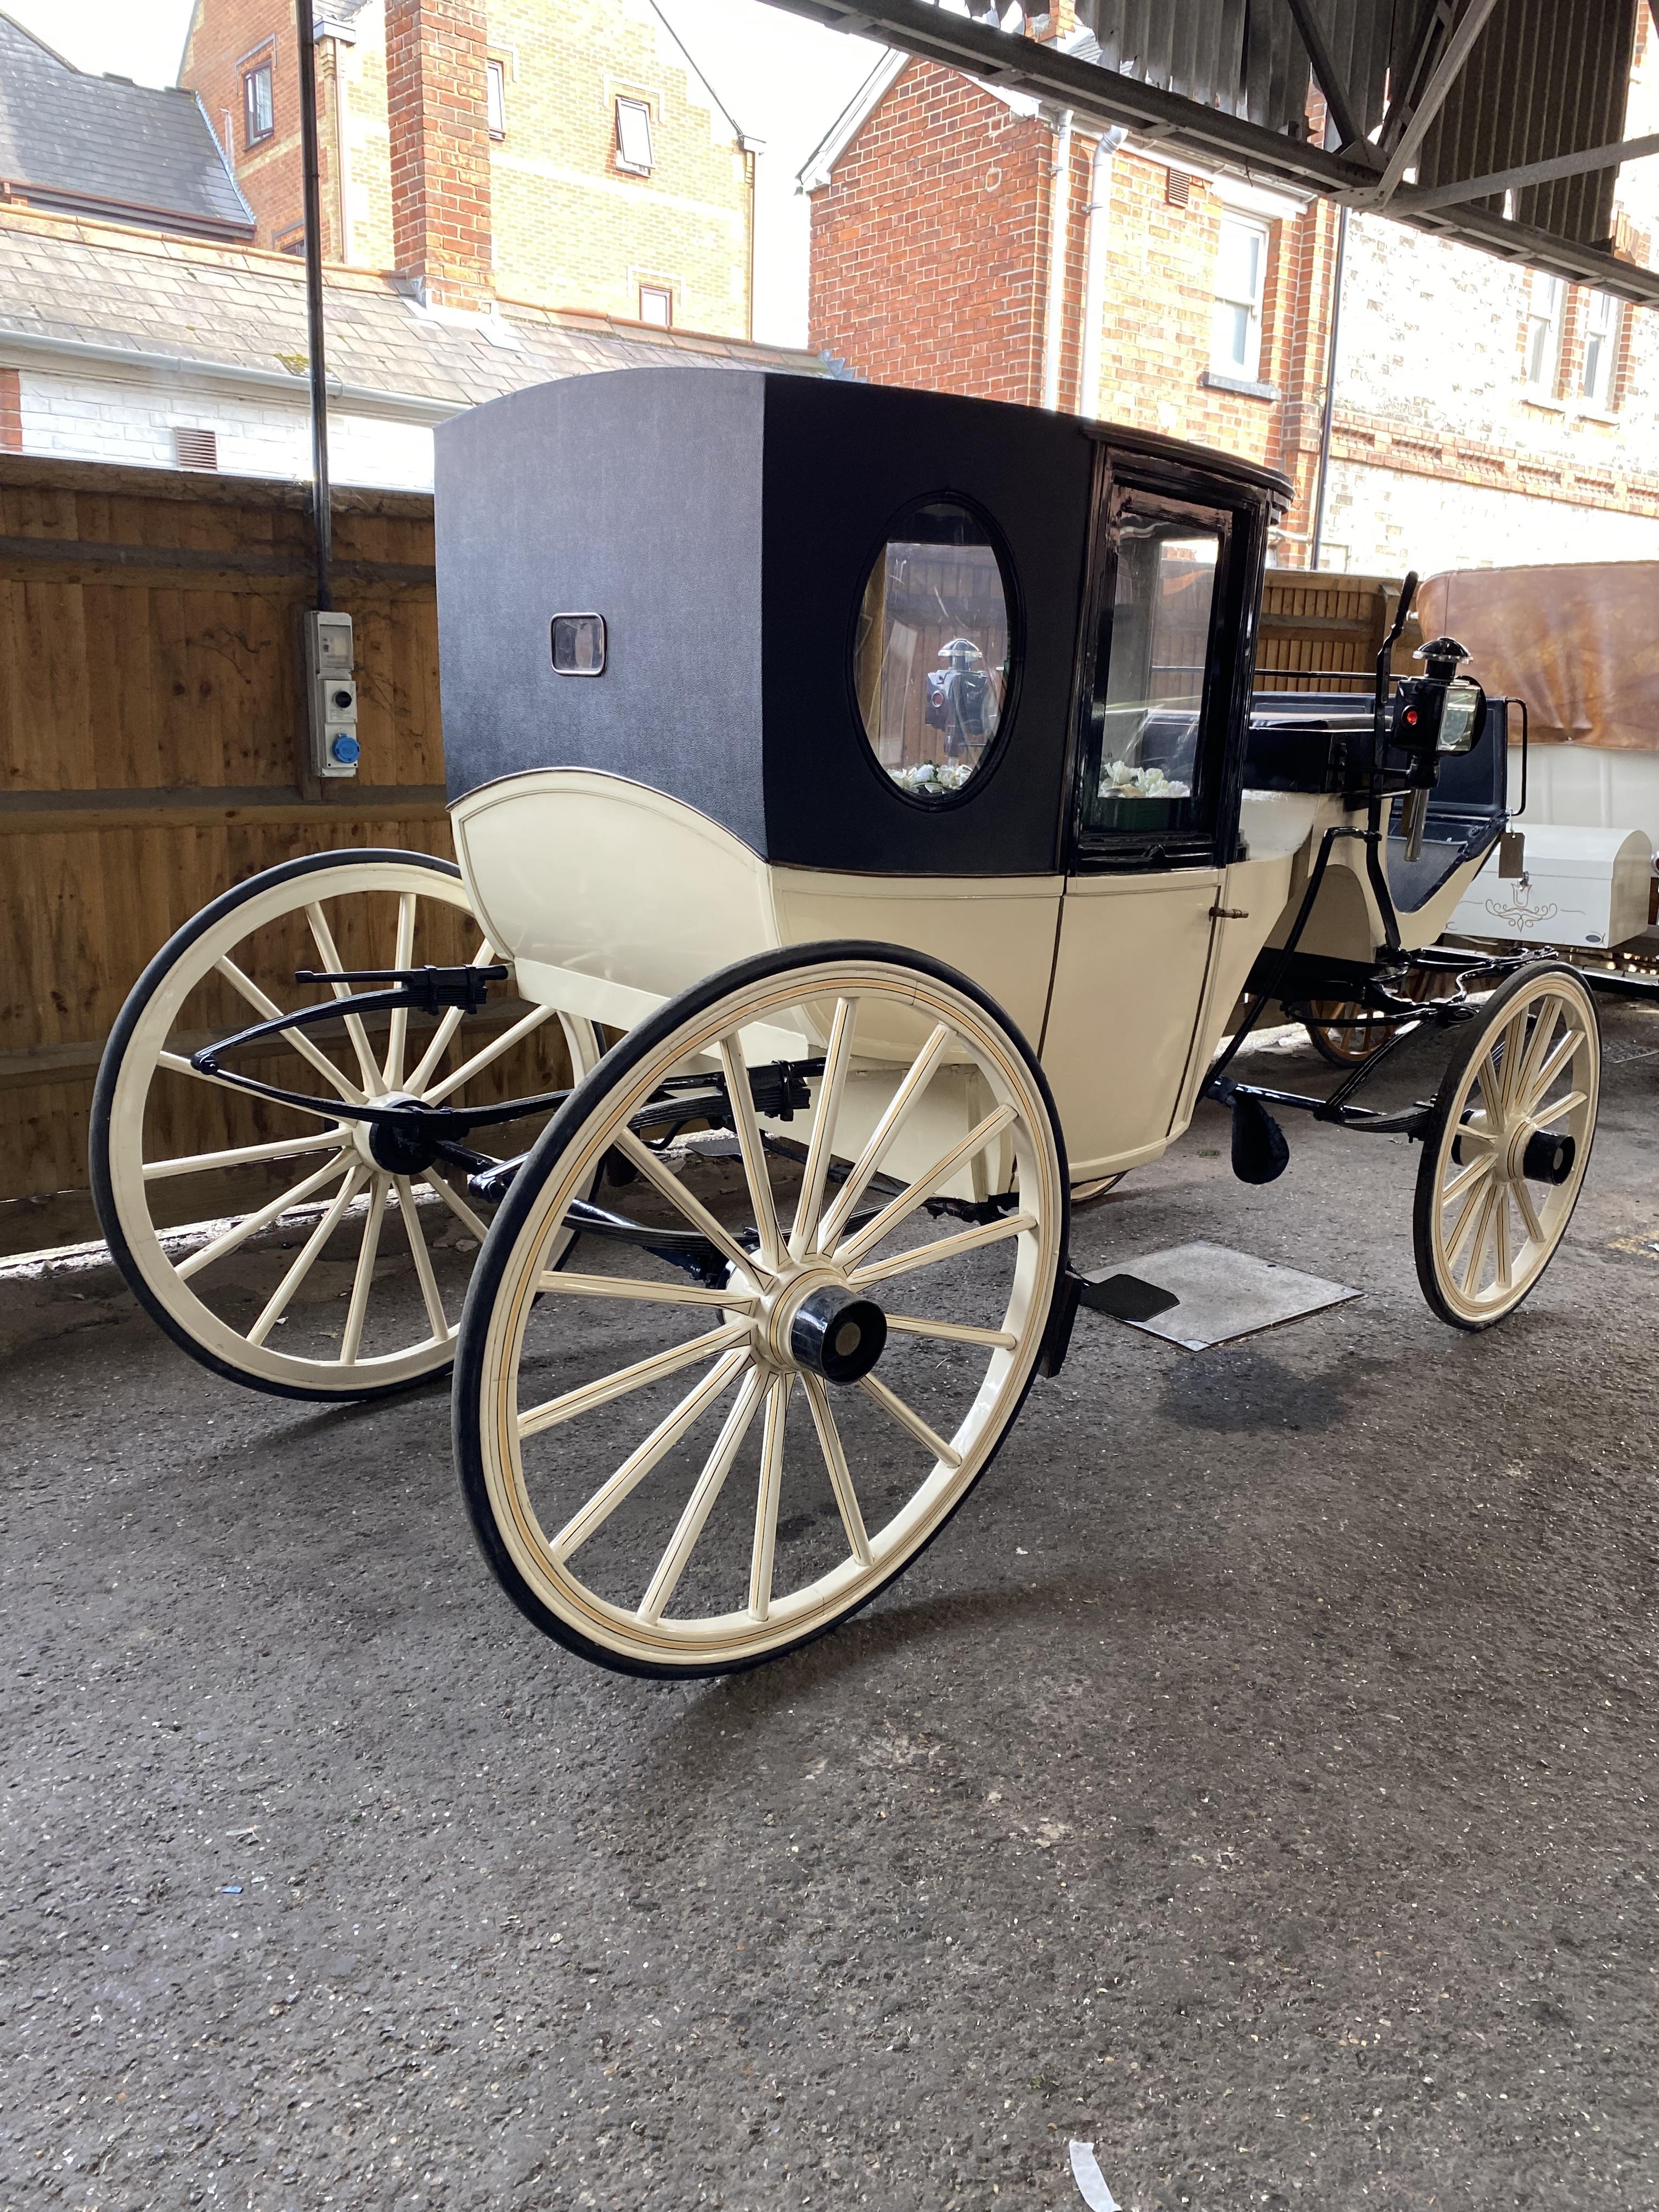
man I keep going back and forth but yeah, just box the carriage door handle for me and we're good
[1210,905,1250,919]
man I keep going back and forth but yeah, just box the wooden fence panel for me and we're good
[0,456,452,1254]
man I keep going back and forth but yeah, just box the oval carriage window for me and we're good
[853,499,1014,803]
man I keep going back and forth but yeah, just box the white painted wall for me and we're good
[14,366,437,490]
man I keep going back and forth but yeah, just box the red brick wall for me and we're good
[807,60,1341,563]
[385,0,493,308]
[179,0,309,252]
[809,61,1050,407]
[0,366,21,451]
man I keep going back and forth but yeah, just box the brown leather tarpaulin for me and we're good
[1418,564,1659,752]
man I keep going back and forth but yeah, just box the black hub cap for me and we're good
[1522,1130,1576,1186]
[366,1092,444,1176]
[790,1286,888,1385]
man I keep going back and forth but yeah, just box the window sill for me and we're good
[1201,369,1280,402]
[1522,391,1622,424]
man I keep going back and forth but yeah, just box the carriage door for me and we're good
[1040,479,1240,1181]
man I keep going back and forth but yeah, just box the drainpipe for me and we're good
[296,0,331,610]
[1310,203,1348,573]
[741,135,764,341]
[1040,107,1074,411]
[1076,125,1126,419]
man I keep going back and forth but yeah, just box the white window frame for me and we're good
[615,97,655,176]
[1580,287,1621,407]
[637,283,674,328]
[486,58,507,140]
[1525,269,1566,394]
[1211,213,1269,382]
[243,57,274,148]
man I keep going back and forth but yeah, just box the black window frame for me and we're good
[243,56,274,149]
[1066,450,1258,874]
[846,488,1025,815]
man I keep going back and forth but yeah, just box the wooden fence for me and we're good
[0,452,1412,1256]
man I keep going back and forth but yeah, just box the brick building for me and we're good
[802,16,1659,575]
[177,0,758,335]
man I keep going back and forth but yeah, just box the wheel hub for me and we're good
[750,1263,888,1385]
[360,1091,444,1176]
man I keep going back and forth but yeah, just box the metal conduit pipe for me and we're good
[1040,106,1074,411]
[1076,125,1127,419]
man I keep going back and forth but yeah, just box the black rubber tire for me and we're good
[90,846,467,1403]
[1412,959,1599,1332]
[452,938,1071,1680]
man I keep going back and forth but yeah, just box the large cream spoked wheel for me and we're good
[453,942,1068,1677]
[1413,961,1598,1330]
[91,849,601,1400]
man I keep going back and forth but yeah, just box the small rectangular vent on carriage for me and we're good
[551,613,606,676]
[172,426,218,471]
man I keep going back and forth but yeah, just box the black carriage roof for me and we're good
[435,368,1283,876]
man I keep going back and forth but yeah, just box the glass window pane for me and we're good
[616,98,654,171]
[1211,300,1250,373]
[1082,514,1222,837]
[853,501,1013,804]
[486,59,506,136]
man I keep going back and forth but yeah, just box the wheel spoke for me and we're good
[833,1104,1016,1270]
[405,936,499,1094]
[748,1373,792,1621]
[884,1312,1019,1350]
[305,905,387,1098]
[1458,1183,1501,1295]
[789,996,857,1260]
[215,955,366,1105]
[518,1319,751,1439]
[383,892,417,1088]
[1533,1086,1587,1125]
[142,1127,347,1182]
[341,1177,388,1364]
[392,1176,449,1341]
[1510,998,1561,1114]
[638,1365,767,1623]
[422,1002,555,1104]
[532,1269,759,1310]
[1511,1172,1546,1244]
[612,1128,774,1284]
[1439,1152,1494,1209]
[801,1372,872,1568]
[849,1210,1036,1289]
[815,1023,953,1254]
[1494,1008,1531,1115]
[1523,1027,1584,1110]
[424,1165,489,1243]
[247,1166,367,1347]
[857,1370,963,1470]
[1441,1172,1491,1272]
[551,1347,750,1566]
[1493,1184,1513,1292]
[718,1031,784,1272]
[174,1154,352,1281]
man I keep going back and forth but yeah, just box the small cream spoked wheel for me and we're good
[1413,961,1599,1330]
[91,849,601,1400]
[453,941,1068,1677]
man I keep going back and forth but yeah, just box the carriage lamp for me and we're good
[303,609,358,778]
[924,637,996,758]
[1391,635,1486,860]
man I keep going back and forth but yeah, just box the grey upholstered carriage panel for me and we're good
[435,369,768,851]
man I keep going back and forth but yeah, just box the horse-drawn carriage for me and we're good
[92,370,1599,1675]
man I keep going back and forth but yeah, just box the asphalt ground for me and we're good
[4,1005,1658,2212]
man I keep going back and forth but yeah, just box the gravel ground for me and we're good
[3,1007,1657,2212]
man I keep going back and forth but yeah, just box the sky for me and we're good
[2,0,888,345]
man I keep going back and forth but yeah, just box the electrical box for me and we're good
[304,610,359,778]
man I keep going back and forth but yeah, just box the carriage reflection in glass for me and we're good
[93,370,1600,1676]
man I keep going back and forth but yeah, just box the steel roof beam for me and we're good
[1368,0,1502,206]
[1387,128,1659,215]
[1278,0,1371,158]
